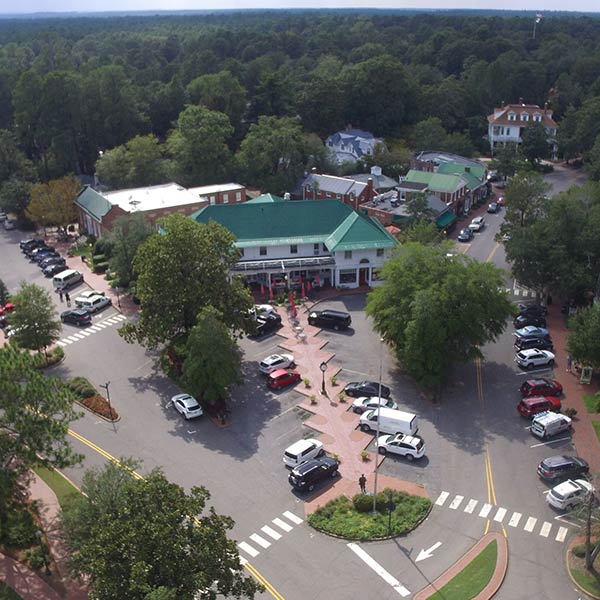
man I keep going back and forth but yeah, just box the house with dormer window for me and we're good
[325,128,385,165]
[487,100,558,158]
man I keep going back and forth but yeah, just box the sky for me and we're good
[1,1,598,15]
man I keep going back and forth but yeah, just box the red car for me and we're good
[0,302,15,315]
[517,396,561,418]
[266,369,301,390]
[520,378,563,398]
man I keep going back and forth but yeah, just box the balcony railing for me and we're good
[232,255,336,272]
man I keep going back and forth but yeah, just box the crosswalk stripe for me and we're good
[102,320,114,326]
[449,495,464,510]
[260,525,282,540]
[72,333,85,339]
[66,336,80,342]
[89,326,101,331]
[435,491,449,506]
[539,521,552,538]
[249,533,271,548]
[478,503,492,518]
[524,517,537,532]
[493,507,507,523]
[238,541,259,558]
[96,323,107,328]
[239,556,248,565]
[115,314,126,320]
[464,499,478,514]
[556,526,568,542]
[60,338,73,344]
[509,512,522,527]
[283,511,303,525]
[56,341,67,347]
[105,318,120,324]
[272,517,293,533]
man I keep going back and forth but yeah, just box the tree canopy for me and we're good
[366,244,514,389]
[567,304,600,369]
[62,461,260,600]
[119,213,253,348]
[25,176,79,231]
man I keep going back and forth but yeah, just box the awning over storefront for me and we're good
[436,211,457,229]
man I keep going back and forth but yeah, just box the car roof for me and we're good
[315,309,350,316]
[527,378,553,386]
[522,396,554,406]
[286,438,319,453]
[269,368,293,378]
[293,456,336,474]
[542,455,580,467]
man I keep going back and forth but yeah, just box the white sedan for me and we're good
[376,433,426,461]
[468,216,485,231]
[547,479,594,510]
[351,396,397,414]
[171,394,203,420]
[76,290,106,300]
[514,349,555,370]
[249,304,275,319]
[259,353,295,375]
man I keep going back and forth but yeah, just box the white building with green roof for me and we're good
[190,199,397,290]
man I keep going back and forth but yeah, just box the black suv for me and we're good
[513,314,547,328]
[344,381,391,398]
[514,337,554,352]
[249,313,282,338]
[308,309,351,331]
[537,455,589,482]
[20,238,45,251]
[288,456,339,492]
[517,303,548,317]
[60,309,92,326]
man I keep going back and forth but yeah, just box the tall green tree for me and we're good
[490,144,522,181]
[108,213,153,288]
[119,214,253,349]
[25,175,79,232]
[412,117,447,151]
[62,462,260,600]
[366,244,513,389]
[167,105,233,186]
[405,192,434,222]
[567,304,600,369]
[9,283,61,354]
[504,171,550,228]
[520,122,551,167]
[182,307,242,405]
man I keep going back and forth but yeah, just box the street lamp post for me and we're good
[320,361,328,396]
[99,381,116,431]
[115,286,121,309]
[372,337,385,513]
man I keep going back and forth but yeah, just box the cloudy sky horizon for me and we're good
[1,1,598,15]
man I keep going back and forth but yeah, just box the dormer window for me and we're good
[508,112,516,121]
[521,112,529,122]
[533,113,542,122]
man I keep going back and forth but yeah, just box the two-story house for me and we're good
[292,172,377,210]
[325,129,384,165]
[190,199,397,290]
[487,101,558,158]
[400,169,468,216]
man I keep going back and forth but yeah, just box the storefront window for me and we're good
[339,269,357,284]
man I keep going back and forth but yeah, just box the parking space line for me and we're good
[435,491,449,506]
[272,518,293,533]
[261,525,282,540]
[449,495,464,510]
[556,526,569,542]
[238,541,259,558]
[249,533,271,549]
[508,512,522,527]
[283,511,303,524]
[524,517,537,532]
[347,543,410,597]
[478,503,492,518]
[464,499,478,514]
[493,507,507,523]
[530,437,572,448]
[539,521,552,537]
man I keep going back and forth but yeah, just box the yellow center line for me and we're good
[485,241,500,263]
[68,428,285,598]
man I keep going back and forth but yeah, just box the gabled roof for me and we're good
[487,103,558,129]
[295,173,367,197]
[350,172,398,190]
[75,186,113,222]
[190,199,396,252]
[437,163,485,191]
[246,193,286,204]
[405,170,466,194]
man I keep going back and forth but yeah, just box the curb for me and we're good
[73,398,121,423]
[565,537,600,600]
[413,532,507,600]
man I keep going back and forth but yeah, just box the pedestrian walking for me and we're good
[566,354,572,373]
[65,292,71,307]
[58,290,64,303]
[359,473,367,494]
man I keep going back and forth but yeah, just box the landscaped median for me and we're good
[307,489,431,540]
[567,538,600,598]
[414,532,507,600]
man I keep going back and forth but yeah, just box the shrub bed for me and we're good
[82,395,119,421]
[308,489,431,540]
[66,376,98,399]
[33,347,64,369]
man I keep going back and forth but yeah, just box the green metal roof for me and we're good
[75,186,113,221]
[437,163,485,191]
[245,193,286,204]
[406,170,465,194]
[436,210,457,229]
[190,199,397,251]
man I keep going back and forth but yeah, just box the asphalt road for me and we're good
[0,174,590,600]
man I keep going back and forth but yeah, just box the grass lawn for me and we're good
[592,421,600,443]
[571,567,600,596]
[0,581,23,599]
[307,489,431,540]
[583,393,600,414]
[33,466,81,507]
[426,540,497,600]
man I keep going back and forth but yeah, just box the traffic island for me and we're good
[307,488,431,541]
[567,538,600,599]
[414,532,506,600]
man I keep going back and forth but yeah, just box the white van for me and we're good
[531,411,572,439]
[283,438,324,468]
[360,407,419,436]
[53,269,84,291]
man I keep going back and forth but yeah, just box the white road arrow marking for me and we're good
[416,541,442,562]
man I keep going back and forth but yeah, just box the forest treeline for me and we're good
[2,10,600,206]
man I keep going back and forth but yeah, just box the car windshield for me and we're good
[415,440,424,451]
[551,490,566,500]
